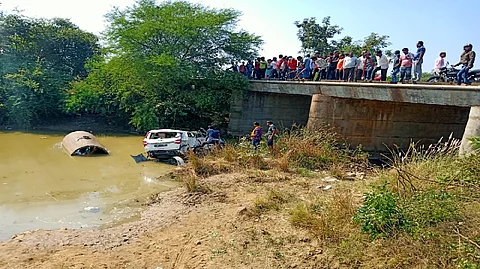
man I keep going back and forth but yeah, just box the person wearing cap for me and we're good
[250,122,263,150]
[266,121,278,152]
[413,41,426,82]
[452,44,476,85]
[391,50,401,84]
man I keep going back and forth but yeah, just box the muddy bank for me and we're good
[0,172,350,269]
[4,188,190,250]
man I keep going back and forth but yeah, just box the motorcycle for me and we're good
[427,61,480,83]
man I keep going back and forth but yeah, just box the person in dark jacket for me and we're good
[453,44,476,85]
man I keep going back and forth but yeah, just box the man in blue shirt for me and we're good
[413,41,426,82]
[206,125,220,144]
[303,54,311,80]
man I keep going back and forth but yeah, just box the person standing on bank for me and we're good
[251,122,263,150]
[452,44,476,86]
[266,121,278,152]
[372,50,389,81]
[413,41,426,82]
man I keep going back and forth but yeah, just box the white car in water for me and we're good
[142,129,206,159]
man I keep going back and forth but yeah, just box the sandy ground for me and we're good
[0,172,350,269]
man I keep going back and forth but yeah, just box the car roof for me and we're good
[148,129,189,133]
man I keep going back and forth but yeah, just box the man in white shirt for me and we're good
[372,50,389,81]
[314,55,328,81]
[356,51,366,81]
[270,57,278,78]
[433,52,446,75]
[343,52,358,82]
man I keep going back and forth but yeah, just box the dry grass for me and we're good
[290,190,357,242]
[252,190,291,215]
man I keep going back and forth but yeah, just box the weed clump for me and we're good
[252,190,290,215]
[275,128,366,171]
[290,190,357,242]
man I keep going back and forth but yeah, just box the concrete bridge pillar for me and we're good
[307,94,469,153]
[460,106,480,155]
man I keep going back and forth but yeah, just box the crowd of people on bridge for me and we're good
[230,42,476,85]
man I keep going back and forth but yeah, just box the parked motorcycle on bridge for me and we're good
[427,62,480,83]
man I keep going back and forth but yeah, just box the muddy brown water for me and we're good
[0,131,177,241]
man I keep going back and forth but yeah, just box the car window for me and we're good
[150,132,179,139]
[187,132,195,138]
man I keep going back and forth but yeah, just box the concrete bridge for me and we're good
[229,81,480,154]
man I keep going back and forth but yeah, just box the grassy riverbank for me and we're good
[1,129,479,268]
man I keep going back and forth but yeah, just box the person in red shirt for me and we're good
[254,58,260,79]
[336,54,345,80]
[239,62,246,75]
[287,56,298,79]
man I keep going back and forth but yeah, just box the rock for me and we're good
[195,240,202,245]
[237,206,248,215]
[323,185,332,191]
[321,176,338,182]
[83,206,100,213]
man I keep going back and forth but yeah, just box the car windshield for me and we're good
[149,132,179,139]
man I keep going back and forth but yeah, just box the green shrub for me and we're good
[353,185,409,238]
[404,191,458,229]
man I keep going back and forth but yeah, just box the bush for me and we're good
[353,185,409,238]
[404,191,458,230]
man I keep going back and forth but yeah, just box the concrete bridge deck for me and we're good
[230,80,480,154]
[250,80,480,107]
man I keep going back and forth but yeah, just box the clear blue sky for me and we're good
[3,0,480,71]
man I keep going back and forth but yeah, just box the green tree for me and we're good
[361,32,392,56]
[294,17,392,57]
[67,0,261,131]
[0,13,99,127]
[294,16,343,55]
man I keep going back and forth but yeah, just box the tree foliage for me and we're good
[0,13,99,127]
[66,0,261,131]
[295,17,342,55]
[295,16,392,57]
